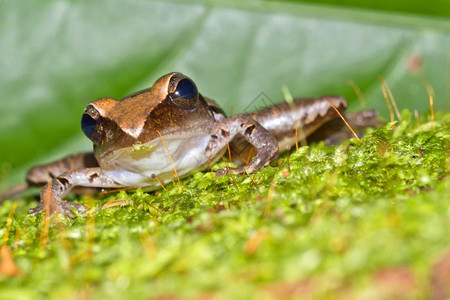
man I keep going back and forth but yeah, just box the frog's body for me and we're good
[0,72,379,217]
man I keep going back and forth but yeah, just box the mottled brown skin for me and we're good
[0,72,379,217]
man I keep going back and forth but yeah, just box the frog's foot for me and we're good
[216,166,248,178]
[28,178,87,218]
[28,168,121,218]
[28,201,87,218]
[211,115,279,179]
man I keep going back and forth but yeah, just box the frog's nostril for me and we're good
[81,114,97,138]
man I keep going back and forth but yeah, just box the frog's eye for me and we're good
[81,113,97,138]
[169,77,199,110]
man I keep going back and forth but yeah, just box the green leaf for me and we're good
[269,0,450,18]
[1,0,449,184]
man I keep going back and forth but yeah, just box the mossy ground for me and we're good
[1,110,449,299]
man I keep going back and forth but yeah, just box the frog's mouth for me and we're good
[98,133,219,187]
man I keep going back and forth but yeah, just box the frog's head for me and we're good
[81,72,215,156]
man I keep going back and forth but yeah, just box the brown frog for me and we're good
[0,72,379,217]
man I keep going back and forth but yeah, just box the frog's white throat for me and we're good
[99,133,218,187]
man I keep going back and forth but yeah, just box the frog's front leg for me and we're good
[209,115,279,177]
[29,168,123,218]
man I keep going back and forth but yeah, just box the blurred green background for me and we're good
[269,0,450,18]
[1,0,449,188]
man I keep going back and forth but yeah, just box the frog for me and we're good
[0,72,379,217]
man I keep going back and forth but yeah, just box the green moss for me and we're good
[132,142,154,152]
[1,111,449,299]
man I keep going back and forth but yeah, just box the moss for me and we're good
[0,111,449,299]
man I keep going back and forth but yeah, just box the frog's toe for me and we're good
[229,166,248,175]
[28,201,87,218]
[215,167,228,178]
[215,166,247,178]
[28,203,44,215]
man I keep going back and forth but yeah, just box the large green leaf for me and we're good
[271,0,450,18]
[1,0,449,186]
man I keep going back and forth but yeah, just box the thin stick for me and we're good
[245,146,254,165]
[282,85,306,149]
[99,186,137,195]
[264,180,276,219]
[414,109,420,127]
[156,130,184,191]
[40,181,52,249]
[208,153,217,192]
[298,120,308,148]
[219,151,238,188]
[381,78,402,121]
[151,174,168,192]
[380,80,395,122]
[85,195,95,260]
[346,80,367,108]
[2,201,18,248]
[40,216,50,250]
[170,174,177,186]
[421,79,435,129]
[286,146,291,171]
[388,89,402,120]
[224,131,232,163]
[429,93,435,129]
[331,105,362,144]
[281,84,295,109]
